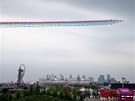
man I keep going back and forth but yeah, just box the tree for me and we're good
[16,92,21,99]
[2,88,9,94]
[29,86,34,95]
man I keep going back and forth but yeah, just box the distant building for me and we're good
[110,78,118,83]
[38,74,129,86]
[106,74,111,82]
[82,75,86,80]
[111,83,135,90]
[122,77,129,84]
[70,74,72,79]
[89,77,94,82]
[77,75,81,81]
[98,75,105,84]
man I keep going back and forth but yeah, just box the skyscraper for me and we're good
[98,75,105,83]
[107,74,111,82]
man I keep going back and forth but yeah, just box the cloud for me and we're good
[2,0,132,20]
[1,0,135,83]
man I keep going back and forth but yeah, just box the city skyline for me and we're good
[0,0,135,83]
[38,73,121,83]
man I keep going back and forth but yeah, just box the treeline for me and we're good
[0,83,100,101]
[0,86,79,101]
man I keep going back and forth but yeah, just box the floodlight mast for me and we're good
[0,19,123,28]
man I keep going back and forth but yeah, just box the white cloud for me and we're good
[1,0,135,82]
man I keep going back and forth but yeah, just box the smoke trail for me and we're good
[0,20,123,28]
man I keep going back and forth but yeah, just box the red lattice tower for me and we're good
[17,64,26,87]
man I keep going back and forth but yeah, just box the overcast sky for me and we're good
[0,0,135,83]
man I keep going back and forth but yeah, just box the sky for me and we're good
[0,0,135,83]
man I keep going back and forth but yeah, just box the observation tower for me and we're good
[17,64,26,87]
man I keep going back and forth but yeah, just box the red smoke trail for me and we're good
[0,20,123,28]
